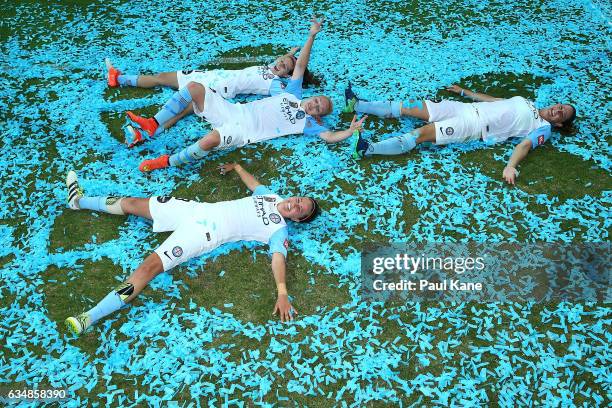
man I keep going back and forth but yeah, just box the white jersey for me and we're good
[475,96,550,143]
[204,193,287,244]
[240,92,309,143]
[177,65,279,99]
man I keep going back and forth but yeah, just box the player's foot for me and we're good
[343,82,360,113]
[105,58,120,88]
[65,313,91,336]
[139,155,170,172]
[351,130,370,159]
[66,170,83,210]
[126,111,158,137]
[123,124,145,148]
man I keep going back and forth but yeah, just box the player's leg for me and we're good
[65,252,165,335]
[342,82,429,120]
[138,129,221,172]
[66,221,210,335]
[135,72,180,89]
[352,124,435,158]
[65,171,153,218]
[126,81,204,137]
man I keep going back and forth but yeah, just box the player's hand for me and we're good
[349,114,367,132]
[289,46,300,55]
[446,84,465,95]
[218,163,239,175]
[273,294,297,322]
[309,16,324,36]
[503,166,519,185]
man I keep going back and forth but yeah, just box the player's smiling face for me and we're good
[303,96,332,117]
[278,197,314,222]
[271,56,295,77]
[540,104,574,127]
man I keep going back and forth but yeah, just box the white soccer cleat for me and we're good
[66,170,83,210]
[65,313,90,336]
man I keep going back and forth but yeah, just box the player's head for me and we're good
[540,103,576,128]
[302,96,333,117]
[271,55,297,77]
[278,197,320,222]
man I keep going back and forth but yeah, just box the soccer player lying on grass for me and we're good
[64,163,320,335]
[344,83,577,185]
[126,17,366,172]
[106,46,320,147]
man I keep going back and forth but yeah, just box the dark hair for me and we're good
[286,55,322,88]
[298,198,321,223]
[561,104,577,127]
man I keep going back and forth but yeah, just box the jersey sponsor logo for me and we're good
[157,196,171,203]
[259,65,276,80]
[253,196,280,226]
[526,100,539,119]
[445,127,454,136]
[296,110,305,120]
[172,246,183,257]
[280,97,303,125]
[538,134,545,145]
[283,239,289,249]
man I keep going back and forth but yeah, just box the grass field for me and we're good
[0,0,611,406]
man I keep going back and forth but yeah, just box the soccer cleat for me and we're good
[66,170,83,209]
[65,313,91,336]
[351,130,370,160]
[105,58,120,88]
[123,124,146,148]
[126,111,158,137]
[343,81,360,113]
[139,155,170,172]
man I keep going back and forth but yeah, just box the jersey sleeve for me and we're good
[524,125,552,149]
[284,77,303,99]
[303,116,329,137]
[269,78,286,96]
[253,185,273,195]
[268,227,289,257]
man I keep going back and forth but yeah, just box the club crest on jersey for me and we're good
[538,135,545,145]
[296,110,305,120]
[269,213,281,224]
[172,246,183,257]
[157,196,171,203]
[445,127,454,136]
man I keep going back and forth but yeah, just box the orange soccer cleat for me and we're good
[126,111,158,137]
[105,58,121,87]
[139,155,170,172]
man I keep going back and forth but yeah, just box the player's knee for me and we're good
[120,197,139,214]
[199,131,221,150]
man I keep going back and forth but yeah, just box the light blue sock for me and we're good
[355,100,401,118]
[169,141,209,167]
[78,196,106,212]
[77,196,124,214]
[366,132,418,156]
[86,289,127,324]
[118,74,138,87]
[154,87,193,126]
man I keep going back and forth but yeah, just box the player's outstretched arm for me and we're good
[292,16,324,81]
[218,162,262,192]
[271,252,297,322]
[503,139,532,185]
[447,84,504,102]
[319,114,368,143]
